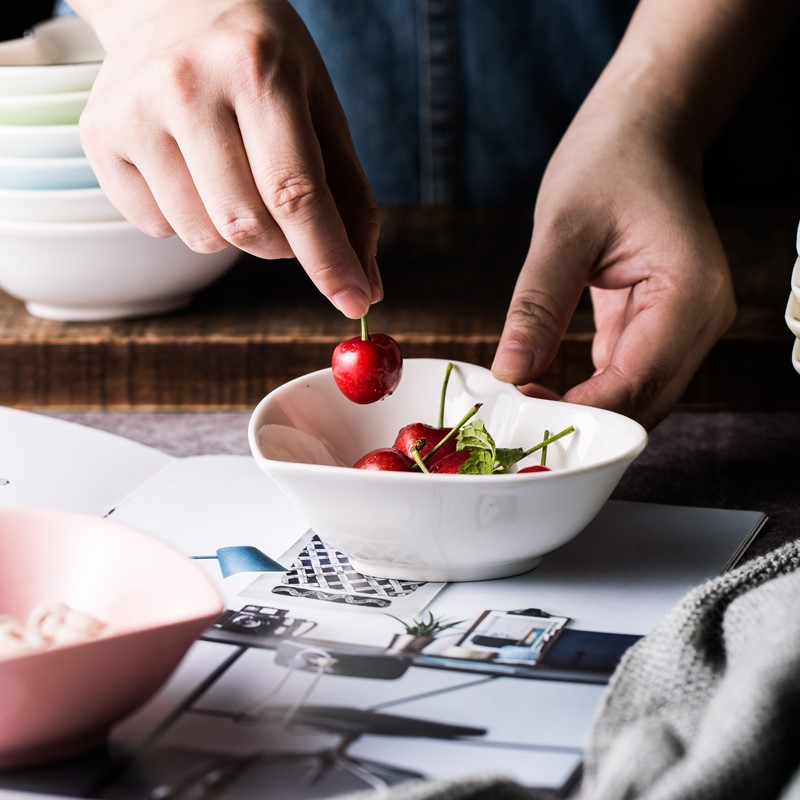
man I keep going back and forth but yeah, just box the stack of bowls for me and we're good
[0,17,239,321]
[787,228,800,375]
[0,18,108,216]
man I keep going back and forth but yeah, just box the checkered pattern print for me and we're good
[281,535,425,598]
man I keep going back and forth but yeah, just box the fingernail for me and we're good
[332,287,370,318]
[492,342,534,380]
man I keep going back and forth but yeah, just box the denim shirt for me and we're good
[291,0,637,207]
[54,0,800,208]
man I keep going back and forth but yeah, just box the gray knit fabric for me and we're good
[335,540,800,800]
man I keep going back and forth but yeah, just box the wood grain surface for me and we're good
[1,206,797,410]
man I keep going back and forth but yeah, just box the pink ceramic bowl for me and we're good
[0,507,223,770]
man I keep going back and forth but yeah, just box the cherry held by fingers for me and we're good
[332,315,403,404]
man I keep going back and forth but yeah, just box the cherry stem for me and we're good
[541,429,549,467]
[410,442,431,474]
[520,426,574,461]
[492,426,574,474]
[437,362,453,429]
[360,315,370,341]
[421,402,483,465]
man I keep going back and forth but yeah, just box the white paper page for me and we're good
[427,500,766,637]
[109,455,308,563]
[0,444,766,800]
[0,407,172,516]
[110,456,447,639]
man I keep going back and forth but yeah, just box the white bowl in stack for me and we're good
[0,219,240,321]
[0,16,240,320]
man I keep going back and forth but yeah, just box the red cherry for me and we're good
[518,465,551,474]
[332,317,403,404]
[393,423,455,463]
[353,448,414,471]
[429,451,471,474]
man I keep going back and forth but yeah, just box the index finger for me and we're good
[237,91,373,319]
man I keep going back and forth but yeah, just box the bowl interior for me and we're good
[0,508,222,643]
[0,508,223,770]
[252,359,647,474]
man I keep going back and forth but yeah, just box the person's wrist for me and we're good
[68,0,187,50]
[577,49,706,180]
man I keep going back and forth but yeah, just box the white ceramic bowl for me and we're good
[792,256,800,303]
[249,359,648,582]
[0,507,222,769]
[0,153,97,190]
[793,339,800,376]
[0,186,121,222]
[0,123,82,158]
[0,17,103,95]
[0,219,241,320]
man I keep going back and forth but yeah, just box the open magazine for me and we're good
[0,407,766,799]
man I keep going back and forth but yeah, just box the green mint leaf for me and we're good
[456,420,496,454]
[493,447,525,471]
[458,450,495,474]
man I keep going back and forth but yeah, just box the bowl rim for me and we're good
[249,358,649,482]
[0,506,224,665]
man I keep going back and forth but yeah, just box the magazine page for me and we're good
[0,407,173,516]
[0,433,766,799]
[40,454,758,799]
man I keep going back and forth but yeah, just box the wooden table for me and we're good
[1,206,798,410]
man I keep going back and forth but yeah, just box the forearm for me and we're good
[583,0,799,160]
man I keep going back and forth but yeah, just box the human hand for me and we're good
[491,84,736,430]
[72,0,381,318]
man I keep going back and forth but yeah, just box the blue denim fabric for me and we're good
[54,0,800,207]
[292,0,637,207]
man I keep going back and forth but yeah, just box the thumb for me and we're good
[492,227,590,385]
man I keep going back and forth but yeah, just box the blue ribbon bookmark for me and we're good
[195,546,287,578]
